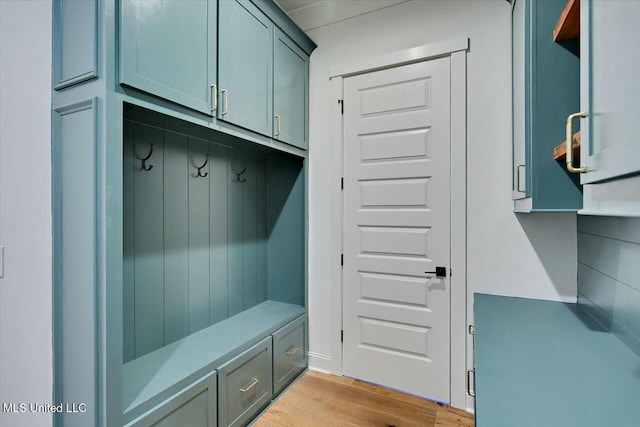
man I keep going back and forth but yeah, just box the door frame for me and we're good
[326,37,469,410]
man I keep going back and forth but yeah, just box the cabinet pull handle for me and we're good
[286,345,300,356]
[275,114,281,137]
[467,369,475,397]
[566,112,587,173]
[516,164,525,193]
[240,377,259,393]
[221,89,228,116]
[210,84,217,113]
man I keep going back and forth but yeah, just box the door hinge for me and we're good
[341,254,344,266]
[341,177,344,190]
[338,99,344,115]
[468,325,475,335]
[341,330,344,342]
[0,246,4,278]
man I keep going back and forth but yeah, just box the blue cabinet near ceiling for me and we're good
[274,28,309,149]
[511,0,582,212]
[218,0,274,136]
[120,0,217,115]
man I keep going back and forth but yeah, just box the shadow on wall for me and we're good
[515,212,577,301]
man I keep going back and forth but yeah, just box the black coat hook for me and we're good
[195,154,209,178]
[139,143,154,171]
[231,162,247,183]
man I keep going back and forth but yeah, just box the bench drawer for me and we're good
[272,315,307,395]
[126,372,217,427]
[218,337,272,427]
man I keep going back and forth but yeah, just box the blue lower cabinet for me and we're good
[272,315,307,395]
[218,337,273,427]
[125,372,217,427]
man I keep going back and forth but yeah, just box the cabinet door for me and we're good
[512,0,527,200]
[126,372,217,427]
[273,29,308,149]
[218,0,273,137]
[120,0,216,115]
[580,0,640,184]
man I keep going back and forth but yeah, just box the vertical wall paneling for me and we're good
[578,216,640,357]
[256,158,268,304]
[122,107,305,360]
[227,150,245,317]
[123,121,136,363]
[133,123,165,358]
[209,143,229,324]
[188,137,211,333]
[243,153,258,309]
[163,130,190,344]
[53,0,97,89]
[53,99,97,426]
[268,156,304,305]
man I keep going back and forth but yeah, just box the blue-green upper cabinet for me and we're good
[511,0,582,213]
[579,0,640,184]
[120,0,217,116]
[273,29,308,150]
[218,0,274,137]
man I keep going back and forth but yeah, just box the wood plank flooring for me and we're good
[254,371,474,427]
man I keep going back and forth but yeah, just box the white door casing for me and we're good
[342,57,451,401]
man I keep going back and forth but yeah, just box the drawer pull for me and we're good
[274,114,281,137]
[565,112,587,173]
[210,84,217,113]
[516,164,525,193]
[467,369,475,397]
[286,345,300,356]
[221,89,228,116]
[240,377,259,393]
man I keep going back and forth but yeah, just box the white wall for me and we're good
[0,1,53,426]
[302,0,577,391]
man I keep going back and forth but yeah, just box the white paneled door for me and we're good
[342,57,451,402]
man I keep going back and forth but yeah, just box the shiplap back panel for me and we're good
[123,120,270,362]
[577,216,640,357]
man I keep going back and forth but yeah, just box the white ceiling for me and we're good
[275,0,324,13]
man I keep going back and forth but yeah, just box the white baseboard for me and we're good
[308,351,335,374]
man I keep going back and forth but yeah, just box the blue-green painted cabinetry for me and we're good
[274,28,309,149]
[512,0,582,213]
[53,0,97,89]
[119,0,313,150]
[52,1,315,426]
[577,0,640,216]
[218,0,274,136]
[272,315,307,395]
[126,372,217,427]
[120,0,217,115]
[218,337,273,427]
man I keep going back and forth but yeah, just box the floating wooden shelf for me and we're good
[554,131,581,160]
[553,0,580,42]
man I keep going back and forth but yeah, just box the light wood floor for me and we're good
[254,371,474,427]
